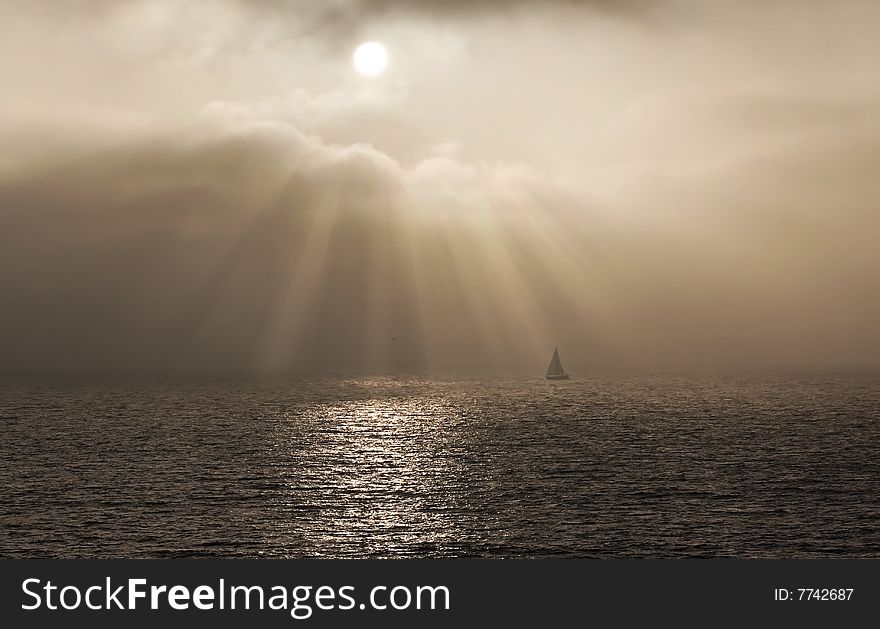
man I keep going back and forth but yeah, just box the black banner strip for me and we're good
[1,559,876,627]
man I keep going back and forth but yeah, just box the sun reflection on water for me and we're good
[266,391,470,557]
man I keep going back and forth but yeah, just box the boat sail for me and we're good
[546,346,570,380]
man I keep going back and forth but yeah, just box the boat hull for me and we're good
[546,374,570,380]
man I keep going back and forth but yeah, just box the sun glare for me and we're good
[354,42,388,76]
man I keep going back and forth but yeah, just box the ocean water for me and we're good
[1,376,878,558]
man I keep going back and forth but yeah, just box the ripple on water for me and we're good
[1,376,879,558]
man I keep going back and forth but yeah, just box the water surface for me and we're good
[1,376,878,557]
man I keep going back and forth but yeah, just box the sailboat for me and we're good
[545,346,570,380]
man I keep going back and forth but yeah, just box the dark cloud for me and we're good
[2,118,879,376]
[0,126,588,375]
[245,0,652,17]
[235,0,657,45]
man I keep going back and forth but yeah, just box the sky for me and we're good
[0,0,878,375]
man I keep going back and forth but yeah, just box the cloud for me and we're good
[3,110,879,376]
[245,0,654,22]
[0,117,586,375]
[239,0,658,49]
[1,0,880,375]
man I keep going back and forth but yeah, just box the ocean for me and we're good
[1,375,878,558]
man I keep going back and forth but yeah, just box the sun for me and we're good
[353,42,388,77]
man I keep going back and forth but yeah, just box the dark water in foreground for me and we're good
[1,376,878,558]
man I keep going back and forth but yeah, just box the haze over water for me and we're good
[2,375,878,558]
